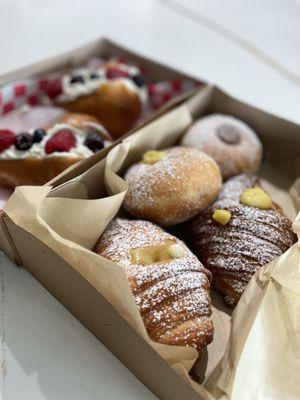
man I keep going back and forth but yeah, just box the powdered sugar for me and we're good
[188,174,297,306]
[123,146,221,226]
[95,218,213,350]
[181,114,263,179]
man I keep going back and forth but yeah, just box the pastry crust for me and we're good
[181,114,263,179]
[58,81,142,138]
[0,156,82,188]
[187,174,297,306]
[94,218,214,352]
[123,147,222,226]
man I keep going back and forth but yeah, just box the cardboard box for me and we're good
[1,42,300,400]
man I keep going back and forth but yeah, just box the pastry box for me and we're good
[1,46,300,399]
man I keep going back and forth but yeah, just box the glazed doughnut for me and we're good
[180,114,263,179]
[123,147,222,226]
[94,218,214,352]
[0,117,111,188]
[45,60,146,138]
[187,174,297,306]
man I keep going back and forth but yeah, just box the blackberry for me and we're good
[15,133,34,151]
[84,132,104,153]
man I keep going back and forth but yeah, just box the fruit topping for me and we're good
[15,133,34,151]
[84,132,104,153]
[45,78,63,99]
[132,74,145,87]
[33,128,47,143]
[106,67,130,79]
[212,209,231,225]
[240,187,272,209]
[70,75,85,84]
[89,72,100,80]
[142,150,166,165]
[0,130,15,153]
[45,129,76,154]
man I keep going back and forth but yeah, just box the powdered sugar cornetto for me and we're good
[94,218,213,350]
[188,174,297,306]
[123,147,221,226]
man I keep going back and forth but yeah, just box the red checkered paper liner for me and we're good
[0,57,202,120]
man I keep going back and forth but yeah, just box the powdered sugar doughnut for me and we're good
[123,147,222,226]
[180,114,263,179]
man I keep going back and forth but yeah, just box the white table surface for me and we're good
[0,0,300,399]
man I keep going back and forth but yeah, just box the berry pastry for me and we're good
[187,174,297,306]
[0,118,111,188]
[45,60,147,138]
[94,218,214,352]
[123,147,222,226]
[180,114,263,179]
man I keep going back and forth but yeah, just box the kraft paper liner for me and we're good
[3,96,300,399]
[3,107,212,400]
[104,102,300,398]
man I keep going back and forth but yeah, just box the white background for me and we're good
[0,0,299,399]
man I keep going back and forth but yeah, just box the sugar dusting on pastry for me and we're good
[123,146,222,226]
[188,174,297,306]
[95,218,214,350]
[181,114,263,179]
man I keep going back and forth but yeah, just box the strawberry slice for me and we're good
[0,130,15,153]
[106,67,129,79]
[45,129,76,154]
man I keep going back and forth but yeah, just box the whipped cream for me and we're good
[57,63,147,103]
[0,123,98,160]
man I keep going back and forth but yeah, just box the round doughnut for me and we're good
[123,146,222,226]
[180,114,263,179]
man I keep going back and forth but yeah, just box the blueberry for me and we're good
[70,75,85,84]
[89,72,100,80]
[132,74,145,87]
[84,132,104,153]
[15,133,34,151]
[33,128,47,143]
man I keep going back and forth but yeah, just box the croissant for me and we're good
[94,218,214,352]
[187,174,297,306]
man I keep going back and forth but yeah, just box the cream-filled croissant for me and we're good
[187,174,297,306]
[94,218,214,352]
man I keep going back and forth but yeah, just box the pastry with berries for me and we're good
[45,60,147,138]
[0,116,111,188]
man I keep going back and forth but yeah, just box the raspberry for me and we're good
[45,78,62,99]
[45,129,76,154]
[0,130,15,153]
[106,67,129,79]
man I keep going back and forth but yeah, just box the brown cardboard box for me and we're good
[1,44,300,399]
